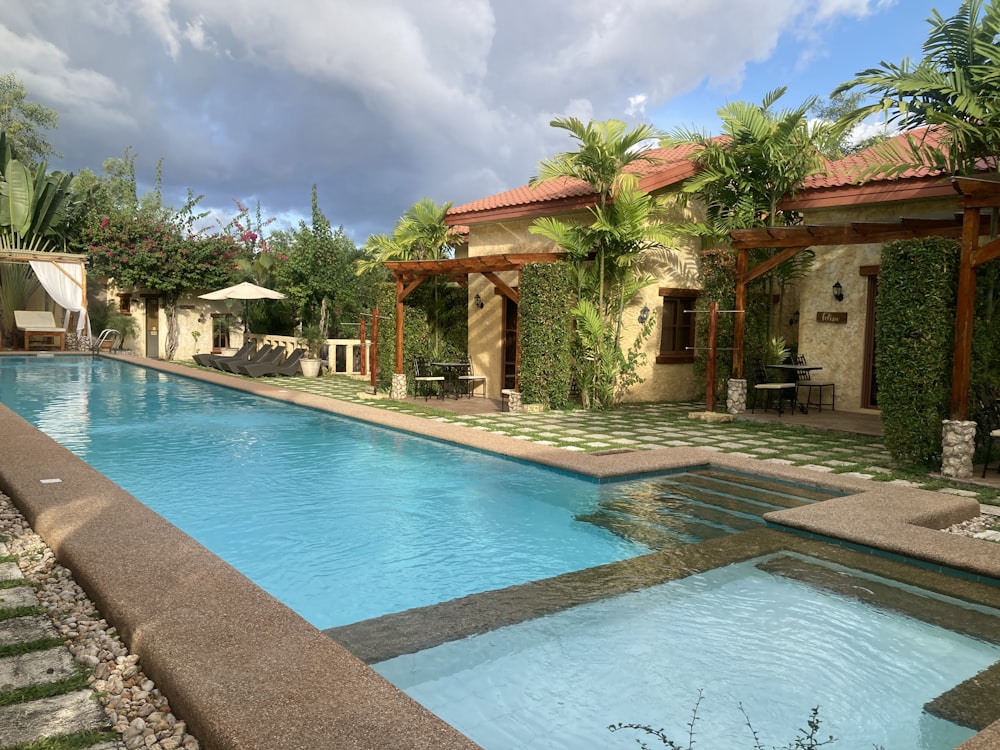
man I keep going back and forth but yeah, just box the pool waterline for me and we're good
[3,353,1000,750]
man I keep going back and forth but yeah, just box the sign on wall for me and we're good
[816,311,848,324]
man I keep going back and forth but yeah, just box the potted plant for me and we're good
[297,324,325,377]
[764,336,791,382]
[103,308,139,352]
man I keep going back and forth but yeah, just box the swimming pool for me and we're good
[1,355,824,629]
[375,552,1000,750]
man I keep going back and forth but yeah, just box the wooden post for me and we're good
[951,206,980,419]
[732,249,748,379]
[394,277,404,375]
[706,301,718,412]
[358,317,367,377]
[371,309,379,393]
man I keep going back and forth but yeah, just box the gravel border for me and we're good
[0,491,200,750]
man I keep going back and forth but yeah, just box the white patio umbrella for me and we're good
[199,282,286,334]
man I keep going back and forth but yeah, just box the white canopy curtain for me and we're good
[28,259,90,335]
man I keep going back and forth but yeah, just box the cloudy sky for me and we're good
[2,0,963,243]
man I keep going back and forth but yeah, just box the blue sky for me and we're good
[1,1,968,242]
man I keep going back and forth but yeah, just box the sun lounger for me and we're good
[241,348,306,377]
[215,344,274,372]
[193,341,254,368]
[14,311,65,351]
[228,345,286,375]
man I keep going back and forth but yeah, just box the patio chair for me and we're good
[794,354,835,412]
[456,356,487,398]
[239,348,306,377]
[751,360,796,416]
[973,383,1000,477]
[193,341,254,368]
[214,344,273,372]
[413,357,444,400]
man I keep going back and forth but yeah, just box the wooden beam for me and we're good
[744,246,809,284]
[973,235,1000,267]
[395,278,404,375]
[398,276,425,303]
[482,272,520,304]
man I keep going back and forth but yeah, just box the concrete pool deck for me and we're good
[1,353,1000,748]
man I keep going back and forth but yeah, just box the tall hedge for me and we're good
[373,282,432,394]
[519,262,574,408]
[876,237,959,467]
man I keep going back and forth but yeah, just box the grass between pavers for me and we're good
[0,580,31,591]
[0,606,45,621]
[0,637,66,659]
[5,729,117,750]
[0,671,91,708]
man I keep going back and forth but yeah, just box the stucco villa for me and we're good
[381,129,997,424]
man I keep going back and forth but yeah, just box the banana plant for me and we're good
[0,130,74,251]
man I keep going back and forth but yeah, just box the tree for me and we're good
[356,198,465,357]
[0,131,75,251]
[661,89,839,366]
[832,0,1000,179]
[84,192,238,359]
[528,117,667,409]
[0,74,60,165]
[274,185,376,336]
[810,92,891,158]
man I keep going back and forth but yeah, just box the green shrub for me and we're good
[519,262,574,408]
[373,282,434,394]
[876,237,959,467]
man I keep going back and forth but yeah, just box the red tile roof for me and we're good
[446,143,702,225]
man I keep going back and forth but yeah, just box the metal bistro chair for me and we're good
[456,356,487,398]
[794,354,835,412]
[413,356,444,400]
[973,383,1000,477]
[752,360,796,416]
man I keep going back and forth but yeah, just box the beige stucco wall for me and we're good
[796,196,960,411]
[465,198,703,403]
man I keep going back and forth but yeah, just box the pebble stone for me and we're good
[0,491,200,750]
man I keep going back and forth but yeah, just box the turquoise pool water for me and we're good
[376,555,1000,750]
[0,356,654,627]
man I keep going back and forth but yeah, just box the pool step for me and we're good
[578,470,828,550]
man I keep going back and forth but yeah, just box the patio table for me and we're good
[431,362,466,399]
[764,364,823,414]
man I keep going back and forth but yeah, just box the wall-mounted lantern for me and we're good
[474,293,484,309]
[637,305,650,324]
[832,281,844,302]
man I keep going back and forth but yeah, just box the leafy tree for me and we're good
[0,74,60,165]
[661,89,839,361]
[274,185,377,336]
[528,117,667,409]
[84,192,238,359]
[832,0,1000,179]
[0,131,75,251]
[809,92,891,158]
[357,198,465,357]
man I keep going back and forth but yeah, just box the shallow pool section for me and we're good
[374,553,1000,750]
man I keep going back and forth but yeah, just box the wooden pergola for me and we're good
[383,252,566,378]
[729,175,1000,420]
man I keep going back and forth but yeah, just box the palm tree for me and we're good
[357,198,463,356]
[661,88,839,343]
[832,0,1000,179]
[528,118,668,409]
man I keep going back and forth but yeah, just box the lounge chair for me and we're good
[216,344,274,372]
[228,345,287,375]
[240,348,306,377]
[212,344,272,372]
[14,311,65,351]
[193,341,254,368]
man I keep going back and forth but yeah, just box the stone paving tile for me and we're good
[0,586,40,610]
[0,563,22,583]
[0,648,77,691]
[0,690,105,750]
[0,615,57,647]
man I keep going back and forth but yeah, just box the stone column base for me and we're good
[727,378,747,415]
[501,389,522,413]
[390,373,407,400]
[941,419,976,478]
